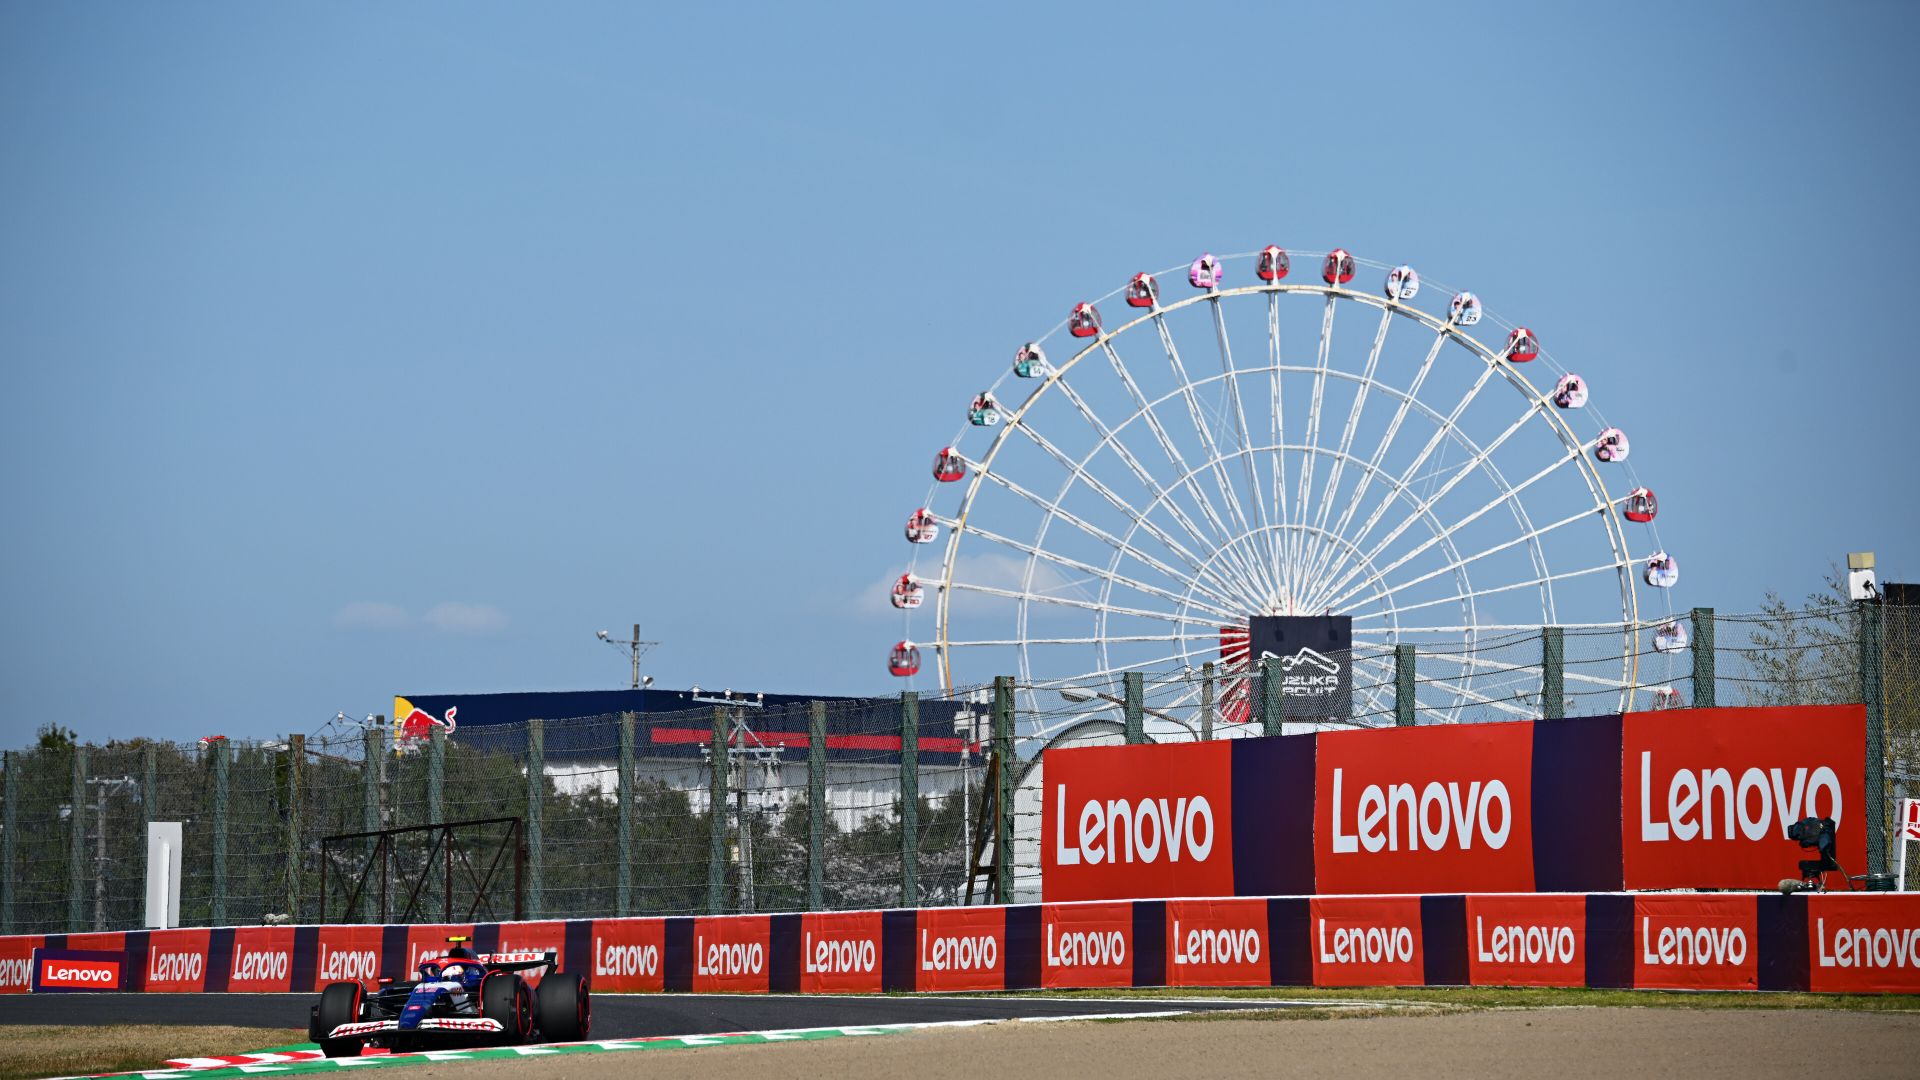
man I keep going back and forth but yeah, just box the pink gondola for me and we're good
[1188,253,1223,289]
[1594,427,1629,463]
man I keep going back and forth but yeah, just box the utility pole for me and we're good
[598,624,659,689]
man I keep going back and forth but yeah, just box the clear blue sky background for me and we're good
[3,2,1915,744]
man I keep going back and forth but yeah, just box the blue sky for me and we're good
[3,2,1916,744]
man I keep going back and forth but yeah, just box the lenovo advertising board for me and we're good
[0,935,39,995]
[1632,894,1757,990]
[915,906,1005,992]
[588,918,665,993]
[225,927,296,993]
[1247,615,1352,721]
[691,916,770,993]
[799,911,884,994]
[1164,898,1270,987]
[1043,741,1234,903]
[31,948,128,993]
[1314,723,1534,894]
[1622,706,1866,891]
[1806,894,1920,994]
[1464,894,1585,988]
[1040,902,1133,989]
[312,926,385,990]
[1309,896,1424,988]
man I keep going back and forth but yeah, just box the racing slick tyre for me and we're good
[481,972,533,1044]
[316,982,364,1058]
[535,972,590,1042]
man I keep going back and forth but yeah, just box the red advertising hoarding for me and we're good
[1622,706,1866,891]
[0,935,41,995]
[588,918,665,993]
[1464,894,1584,988]
[1041,902,1133,989]
[1043,741,1234,903]
[226,927,296,993]
[312,926,385,990]
[143,929,209,993]
[493,921,567,986]
[915,906,1005,992]
[1164,899,1268,987]
[402,924,475,976]
[692,916,770,993]
[799,911,884,994]
[1315,724,1534,895]
[1309,896,1424,988]
[1632,894,1756,990]
[1807,894,1920,994]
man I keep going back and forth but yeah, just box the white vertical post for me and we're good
[146,821,183,928]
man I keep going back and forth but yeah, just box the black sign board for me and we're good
[1247,614,1353,721]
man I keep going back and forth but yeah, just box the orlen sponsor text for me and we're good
[1638,755,1843,844]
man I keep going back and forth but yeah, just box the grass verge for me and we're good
[0,1025,305,1080]
[978,986,1920,1012]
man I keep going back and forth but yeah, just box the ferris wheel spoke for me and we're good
[1353,621,1647,633]
[946,634,1191,647]
[949,517,1246,621]
[948,580,1237,627]
[1023,648,1214,689]
[1301,308,1394,591]
[1151,313,1262,552]
[1407,648,1637,692]
[962,444,1249,615]
[1265,294,1296,604]
[1204,299,1282,587]
[1289,296,1339,595]
[1315,450,1594,613]
[1349,557,1631,621]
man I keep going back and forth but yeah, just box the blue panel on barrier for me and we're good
[1532,716,1624,891]
[1231,736,1316,897]
[204,928,234,993]
[663,918,694,992]
[379,925,409,981]
[564,920,593,982]
[1421,896,1468,986]
[1132,901,1165,988]
[1006,906,1042,990]
[1585,894,1634,988]
[1267,897,1311,986]
[290,925,320,991]
[881,910,916,992]
[1756,894,1809,992]
[768,914,801,993]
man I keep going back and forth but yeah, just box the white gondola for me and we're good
[1553,373,1588,409]
[1644,552,1679,589]
[905,509,939,544]
[1385,265,1420,301]
[1449,291,1482,326]
[1013,343,1048,378]
[1594,427,1629,463]
[1654,621,1690,654]
[890,574,925,609]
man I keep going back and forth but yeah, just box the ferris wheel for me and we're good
[887,246,1679,732]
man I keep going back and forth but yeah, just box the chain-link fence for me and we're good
[1,598,1913,933]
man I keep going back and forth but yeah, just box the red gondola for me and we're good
[888,641,922,677]
[1322,248,1355,285]
[890,575,924,610]
[1126,273,1160,309]
[1256,246,1290,282]
[1068,302,1101,338]
[905,509,939,544]
[1650,687,1684,710]
[1507,327,1540,362]
[1623,487,1657,523]
[932,447,965,483]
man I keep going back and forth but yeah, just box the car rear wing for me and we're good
[480,949,557,974]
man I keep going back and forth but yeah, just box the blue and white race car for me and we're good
[308,937,590,1056]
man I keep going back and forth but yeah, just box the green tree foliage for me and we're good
[1741,566,1860,707]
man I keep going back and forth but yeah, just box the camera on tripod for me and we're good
[1778,816,1846,894]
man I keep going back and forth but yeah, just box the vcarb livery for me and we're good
[1316,724,1533,894]
[590,918,665,993]
[1165,899,1269,987]
[800,911,882,994]
[1632,895,1757,990]
[916,906,1005,992]
[1041,902,1132,989]
[1622,706,1865,890]
[1310,896,1423,988]
[1807,895,1920,994]
[692,916,769,993]
[1043,741,1234,902]
[1465,894,1584,987]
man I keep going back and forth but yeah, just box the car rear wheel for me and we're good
[535,972,589,1042]
[316,982,364,1058]
[481,973,532,1044]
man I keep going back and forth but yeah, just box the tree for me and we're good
[1741,565,1860,707]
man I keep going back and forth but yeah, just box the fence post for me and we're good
[1542,626,1565,719]
[286,734,304,920]
[428,727,445,824]
[808,702,826,911]
[525,720,544,919]
[708,707,729,915]
[361,727,380,923]
[2,751,16,934]
[617,712,635,917]
[900,692,919,907]
[1200,662,1215,742]
[143,743,158,833]
[211,740,228,926]
[1123,672,1145,744]
[1691,607,1716,708]
[1862,600,1889,877]
[69,745,87,932]
[1260,656,1283,737]
[991,676,1014,903]
[1395,644,1416,727]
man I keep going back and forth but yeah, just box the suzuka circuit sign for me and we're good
[1248,615,1352,720]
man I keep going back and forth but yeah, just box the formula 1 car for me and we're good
[308,936,590,1056]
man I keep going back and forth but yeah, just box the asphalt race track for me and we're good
[0,993,1293,1038]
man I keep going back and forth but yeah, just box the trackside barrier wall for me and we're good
[2,893,1916,996]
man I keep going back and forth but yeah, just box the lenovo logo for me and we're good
[230,947,289,983]
[919,930,998,972]
[1171,920,1261,966]
[1328,768,1512,854]
[1816,918,1920,970]
[1637,754,1843,843]
[695,936,764,977]
[147,950,203,983]
[0,957,31,988]
[595,937,659,978]
[1316,921,1414,965]
[1045,926,1125,968]
[805,933,876,975]
[318,946,378,982]
[1640,919,1748,966]
[1474,917,1576,966]
[1053,785,1216,866]
[44,963,116,985]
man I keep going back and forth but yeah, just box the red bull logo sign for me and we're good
[393,697,456,747]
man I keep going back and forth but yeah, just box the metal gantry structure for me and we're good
[891,247,1678,734]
